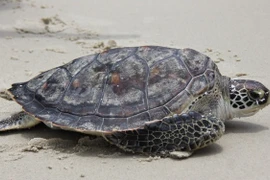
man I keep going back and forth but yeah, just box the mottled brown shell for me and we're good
[9,46,220,132]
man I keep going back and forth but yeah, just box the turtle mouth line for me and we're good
[238,105,266,118]
[267,96,270,105]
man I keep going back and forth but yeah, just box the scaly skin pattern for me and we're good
[104,111,225,157]
[0,111,39,131]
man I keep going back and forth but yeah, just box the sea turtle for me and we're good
[0,46,269,158]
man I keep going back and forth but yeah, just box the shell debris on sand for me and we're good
[21,136,112,155]
[204,48,241,63]
[10,56,19,60]
[235,73,247,77]
[137,156,161,163]
[92,40,118,52]
[22,138,48,152]
[73,136,117,154]
[15,15,66,34]
[22,137,76,153]
[45,47,67,54]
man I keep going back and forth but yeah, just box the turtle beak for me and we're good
[263,85,270,106]
[260,87,269,109]
[266,91,270,106]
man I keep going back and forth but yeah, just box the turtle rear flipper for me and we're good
[103,111,225,159]
[0,89,13,101]
[0,111,40,131]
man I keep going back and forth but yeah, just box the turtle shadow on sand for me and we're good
[1,124,219,159]
[1,116,268,160]
[192,143,223,159]
[0,120,268,159]
[224,120,269,134]
[1,111,268,160]
[1,124,133,159]
[2,118,269,160]
[193,121,268,159]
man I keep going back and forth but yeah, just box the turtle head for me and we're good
[229,79,269,118]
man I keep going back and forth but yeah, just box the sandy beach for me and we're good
[1,0,270,179]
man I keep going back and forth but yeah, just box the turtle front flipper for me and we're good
[0,111,40,131]
[103,111,225,159]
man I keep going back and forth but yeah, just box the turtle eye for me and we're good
[248,89,265,100]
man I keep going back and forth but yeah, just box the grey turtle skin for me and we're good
[1,46,269,159]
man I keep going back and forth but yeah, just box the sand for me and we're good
[0,0,270,179]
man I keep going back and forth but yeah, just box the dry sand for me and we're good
[0,0,270,179]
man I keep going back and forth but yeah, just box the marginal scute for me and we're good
[127,112,151,129]
[75,116,103,130]
[36,108,60,122]
[102,118,128,131]
[60,61,107,115]
[9,83,34,104]
[166,90,192,114]
[186,75,208,96]
[23,100,44,114]
[52,112,80,127]
[204,69,216,90]
[148,56,191,108]
[149,106,170,120]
